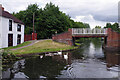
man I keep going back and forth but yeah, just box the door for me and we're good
[8,34,13,47]
[17,34,21,44]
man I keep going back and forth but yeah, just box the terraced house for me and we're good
[0,4,24,48]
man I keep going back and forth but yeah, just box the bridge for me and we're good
[72,28,107,37]
[52,28,120,51]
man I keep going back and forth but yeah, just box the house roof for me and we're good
[2,10,24,25]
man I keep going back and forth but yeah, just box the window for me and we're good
[17,34,21,44]
[9,20,12,31]
[17,24,21,32]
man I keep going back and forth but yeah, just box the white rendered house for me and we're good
[0,5,24,48]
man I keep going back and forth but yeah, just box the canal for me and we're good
[2,39,120,79]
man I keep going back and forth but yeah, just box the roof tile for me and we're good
[2,10,24,25]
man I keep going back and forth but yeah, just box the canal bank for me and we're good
[1,39,77,58]
[1,39,78,72]
[9,39,77,55]
[2,39,120,79]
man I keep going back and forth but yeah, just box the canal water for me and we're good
[2,40,120,79]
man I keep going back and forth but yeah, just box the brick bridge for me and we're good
[52,28,120,51]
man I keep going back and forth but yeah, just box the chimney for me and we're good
[0,4,4,11]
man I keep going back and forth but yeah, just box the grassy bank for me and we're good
[10,40,77,55]
[2,40,77,70]
[3,41,32,50]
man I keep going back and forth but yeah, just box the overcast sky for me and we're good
[0,0,119,28]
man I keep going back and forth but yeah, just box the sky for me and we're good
[0,0,119,28]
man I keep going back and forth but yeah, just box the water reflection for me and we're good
[2,52,72,79]
[2,40,120,79]
[105,52,120,72]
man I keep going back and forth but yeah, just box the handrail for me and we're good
[72,28,107,35]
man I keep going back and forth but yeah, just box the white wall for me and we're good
[0,7,2,48]
[1,17,8,48]
[0,16,2,48]
[21,25,24,43]
[0,17,24,48]
[13,23,24,46]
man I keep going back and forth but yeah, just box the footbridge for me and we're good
[52,28,120,51]
[72,28,107,37]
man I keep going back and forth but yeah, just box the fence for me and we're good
[24,33,37,42]
[24,34,32,42]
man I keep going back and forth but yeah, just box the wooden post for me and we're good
[33,13,35,40]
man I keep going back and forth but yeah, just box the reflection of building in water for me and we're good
[106,52,120,68]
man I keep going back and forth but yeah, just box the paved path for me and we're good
[10,39,51,51]
[10,40,39,51]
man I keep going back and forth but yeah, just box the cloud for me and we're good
[0,0,119,28]
[72,15,107,28]
[93,15,118,22]
[54,0,119,23]
[1,0,46,12]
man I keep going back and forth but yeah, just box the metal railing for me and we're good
[72,28,107,35]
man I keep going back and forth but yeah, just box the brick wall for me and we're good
[52,29,73,45]
[106,28,120,50]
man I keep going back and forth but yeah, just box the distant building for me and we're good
[0,4,24,48]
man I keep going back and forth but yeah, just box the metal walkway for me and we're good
[72,28,108,37]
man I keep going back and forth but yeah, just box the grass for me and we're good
[11,40,77,55]
[3,41,32,50]
[75,43,81,46]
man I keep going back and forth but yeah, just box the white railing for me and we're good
[72,28,107,35]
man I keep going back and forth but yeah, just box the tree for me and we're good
[104,23,120,32]
[13,4,39,34]
[71,22,90,28]
[95,26,101,28]
[13,3,90,39]
[104,23,112,28]
[112,23,119,31]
